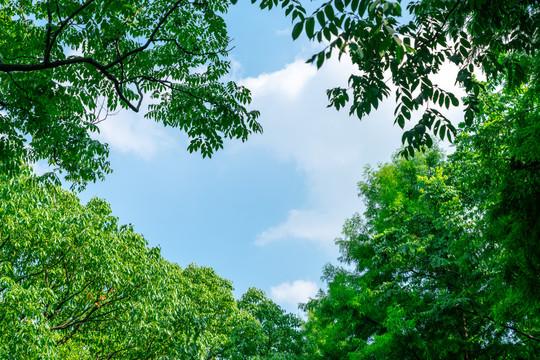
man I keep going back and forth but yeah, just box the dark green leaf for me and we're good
[317,10,326,27]
[317,52,325,68]
[292,21,304,40]
[335,0,345,12]
[325,5,335,20]
[306,17,315,38]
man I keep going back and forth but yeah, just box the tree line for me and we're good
[1,0,538,358]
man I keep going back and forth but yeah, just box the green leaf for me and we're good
[450,93,459,106]
[306,17,315,38]
[324,5,335,20]
[317,52,325,68]
[323,27,332,41]
[335,0,345,12]
[316,10,326,27]
[401,131,408,144]
[292,21,304,40]
[358,0,370,15]
[395,43,404,63]
[397,114,405,128]
[425,133,433,147]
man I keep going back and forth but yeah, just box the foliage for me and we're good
[0,167,311,359]
[304,143,539,358]
[0,170,215,358]
[234,288,307,359]
[300,48,539,357]
[215,288,309,359]
[449,51,540,340]
[302,53,540,358]
[0,0,261,189]
[254,0,539,157]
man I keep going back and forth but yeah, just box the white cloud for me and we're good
[275,28,292,36]
[256,209,342,246]
[31,161,54,176]
[270,280,318,308]
[95,108,178,160]
[239,57,399,249]
[237,56,465,250]
[241,61,316,99]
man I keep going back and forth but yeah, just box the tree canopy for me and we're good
[255,0,539,156]
[0,0,261,188]
[301,54,540,357]
[1,0,539,358]
[0,166,309,359]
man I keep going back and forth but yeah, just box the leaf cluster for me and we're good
[0,0,261,189]
[255,0,539,157]
[301,53,540,357]
[0,168,308,359]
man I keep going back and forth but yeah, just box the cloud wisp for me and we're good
[236,56,465,250]
[94,103,178,160]
[270,280,319,310]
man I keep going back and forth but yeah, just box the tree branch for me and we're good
[0,235,9,251]
[0,58,141,112]
[416,0,463,51]
[44,0,97,63]
[153,38,233,57]
[104,0,185,71]
[128,75,215,105]
[456,306,540,343]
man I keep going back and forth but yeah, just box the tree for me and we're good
[229,288,308,359]
[301,48,540,354]
[0,167,251,359]
[0,0,261,188]
[449,51,540,346]
[304,143,539,358]
[255,0,539,156]
[0,166,314,359]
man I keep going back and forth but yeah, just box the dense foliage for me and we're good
[2,0,539,358]
[0,168,306,359]
[0,0,261,188]
[256,0,539,156]
[302,54,540,358]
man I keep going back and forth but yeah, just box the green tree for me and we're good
[304,143,539,358]
[225,288,308,359]
[448,52,540,346]
[0,0,261,188]
[0,167,251,359]
[255,0,539,156]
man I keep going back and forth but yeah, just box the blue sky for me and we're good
[72,1,463,315]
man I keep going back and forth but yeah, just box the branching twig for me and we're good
[416,0,463,51]
[154,38,233,57]
[456,306,540,343]
[45,0,97,62]
[104,0,185,71]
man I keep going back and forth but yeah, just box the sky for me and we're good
[74,1,464,316]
